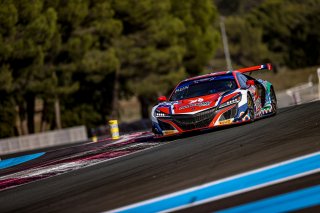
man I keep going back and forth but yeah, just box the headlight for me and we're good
[219,94,242,109]
[154,109,170,118]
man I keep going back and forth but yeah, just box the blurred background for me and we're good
[0,0,319,141]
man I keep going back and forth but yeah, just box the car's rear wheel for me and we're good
[270,87,277,115]
[247,93,255,121]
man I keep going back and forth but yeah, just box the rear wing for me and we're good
[237,63,272,74]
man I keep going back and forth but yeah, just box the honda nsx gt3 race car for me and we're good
[151,64,277,137]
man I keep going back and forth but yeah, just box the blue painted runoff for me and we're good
[217,184,320,213]
[0,152,45,169]
[117,152,320,213]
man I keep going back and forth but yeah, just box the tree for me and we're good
[114,0,220,118]
[55,0,122,128]
[0,0,58,134]
[0,1,16,137]
[0,0,222,137]
[171,0,220,75]
[0,65,16,137]
[113,0,187,118]
[247,0,320,68]
[224,16,269,67]
[214,0,265,16]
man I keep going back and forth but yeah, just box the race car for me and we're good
[151,64,277,137]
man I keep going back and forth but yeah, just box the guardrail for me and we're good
[0,126,88,155]
[277,68,320,107]
[286,82,318,105]
[276,83,319,108]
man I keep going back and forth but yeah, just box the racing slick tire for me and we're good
[270,87,277,115]
[247,93,255,122]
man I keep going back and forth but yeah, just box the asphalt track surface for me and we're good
[0,101,320,212]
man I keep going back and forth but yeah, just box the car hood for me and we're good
[156,93,221,115]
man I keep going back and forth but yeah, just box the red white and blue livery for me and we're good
[151,64,277,137]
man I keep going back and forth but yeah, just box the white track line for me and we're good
[109,150,320,213]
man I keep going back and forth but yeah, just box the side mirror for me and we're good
[158,96,167,102]
[246,80,255,87]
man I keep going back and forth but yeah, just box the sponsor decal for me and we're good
[255,97,262,112]
[175,85,188,93]
[219,119,232,125]
[163,130,178,135]
[189,98,204,104]
[261,105,272,115]
[194,77,215,83]
[178,101,212,110]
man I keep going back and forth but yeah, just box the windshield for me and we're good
[170,75,237,101]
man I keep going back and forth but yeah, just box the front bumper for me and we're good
[153,104,241,137]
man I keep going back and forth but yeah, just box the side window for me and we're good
[237,73,248,88]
